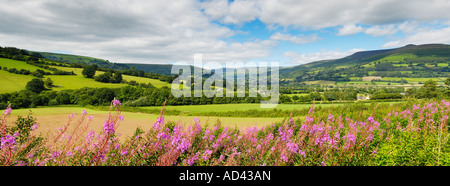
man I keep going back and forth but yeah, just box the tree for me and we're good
[112,72,123,83]
[94,72,112,83]
[420,79,439,98]
[45,77,53,88]
[26,78,45,93]
[82,64,98,78]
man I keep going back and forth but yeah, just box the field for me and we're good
[8,106,284,140]
[0,70,34,93]
[140,103,342,115]
[0,58,52,73]
[53,66,171,89]
[2,98,450,166]
[0,58,171,93]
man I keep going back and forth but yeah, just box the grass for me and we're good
[9,106,283,139]
[0,70,34,93]
[140,103,343,115]
[45,74,126,91]
[2,98,450,166]
[53,66,171,88]
[0,58,52,73]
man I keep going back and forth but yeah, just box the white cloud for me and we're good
[0,0,275,64]
[337,24,366,36]
[270,33,319,44]
[201,0,260,25]
[201,0,450,29]
[284,48,364,64]
[364,24,397,36]
[382,26,450,48]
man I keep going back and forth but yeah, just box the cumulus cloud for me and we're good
[202,0,450,28]
[364,24,398,36]
[0,0,273,64]
[382,26,450,48]
[2,0,450,65]
[283,49,364,64]
[337,25,366,36]
[270,33,319,44]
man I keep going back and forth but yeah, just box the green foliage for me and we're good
[25,78,45,93]
[81,64,98,78]
[44,77,53,88]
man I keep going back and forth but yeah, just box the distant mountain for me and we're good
[36,52,199,76]
[35,44,450,82]
[280,44,450,82]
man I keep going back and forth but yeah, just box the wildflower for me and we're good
[367,134,374,142]
[308,106,314,115]
[289,118,293,124]
[343,133,356,149]
[119,115,124,121]
[203,149,213,161]
[31,123,39,131]
[66,151,73,157]
[81,109,87,115]
[300,124,308,132]
[286,142,299,153]
[112,98,122,107]
[321,161,326,166]
[157,132,170,139]
[0,134,17,150]
[328,114,334,122]
[280,153,288,162]
[87,116,93,121]
[177,138,191,153]
[334,131,340,140]
[70,113,75,119]
[103,122,115,134]
[114,144,120,150]
[120,149,128,156]
[372,150,378,155]
[153,117,164,131]
[3,107,12,115]
[298,150,306,157]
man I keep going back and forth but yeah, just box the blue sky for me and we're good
[1,0,450,67]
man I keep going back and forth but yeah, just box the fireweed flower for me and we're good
[120,149,128,156]
[103,122,115,134]
[1,134,17,150]
[286,142,299,153]
[87,116,93,121]
[3,107,11,115]
[81,109,87,115]
[112,98,122,107]
[203,149,213,161]
[30,123,39,131]
[328,114,335,122]
[153,117,164,131]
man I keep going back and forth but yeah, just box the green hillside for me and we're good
[280,44,450,87]
[0,58,170,93]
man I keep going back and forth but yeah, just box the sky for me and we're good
[1,0,450,67]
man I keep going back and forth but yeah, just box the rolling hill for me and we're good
[280,44,450,85]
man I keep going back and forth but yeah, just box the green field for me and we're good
[54,66,171,88]
[10,106,285,138]
[140,103,342,115]
[0,58,171,93]
[0,58,52,72]
[0,70,34,93]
